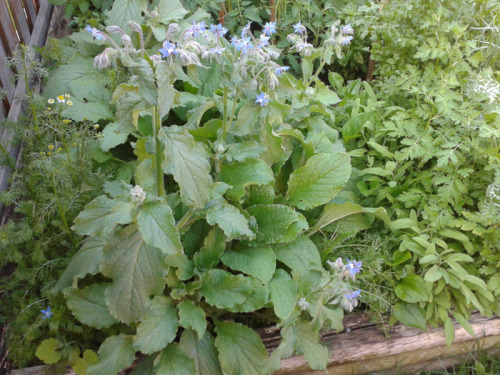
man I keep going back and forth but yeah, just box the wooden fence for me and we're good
[0,0,53,217]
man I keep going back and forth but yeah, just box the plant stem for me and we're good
[176,208,195,231]
[152,106,165,197]
[307,56,326,87]
[51,173,76,250]
[222,87,229,137]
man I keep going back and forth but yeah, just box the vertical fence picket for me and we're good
[0,22,14,118]
[0,0,19,56]
[269,0,275,22]
[34,0,39,11]
[8,0,31,45]
[22,0,37,31]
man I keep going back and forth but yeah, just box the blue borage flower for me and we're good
[236,37,253,54]
[275,66,289,76]
[255,92,269,107]
[263,22,277,36]
[210,23,228,37]
[241,22,252,37]
[85,25,104,41]
[293,21,306,35]
[256,34,270,48]
[186,21,206,38]
[340,35,354,46]
[346,258,362,277]
[341,23,354,35]
[344,290,361,300]
[210,46,226,55]
[41,306,53,319]
[159,40,178,58]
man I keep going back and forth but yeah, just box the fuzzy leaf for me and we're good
[206,202,255,239]
[269,269,297,320]
[87,335,135,375]
[155,0,188,24]
[178,299,207,340]
[132,59,158,105]
[219,159,274,201]
[72,196,134,237]
[53,237,105,293]
[200,269,253,309]
[272,235,322,278]
[101,225,168,323]
[193,227,226,271]
[221,246,276,284]
[215,321,269,375]
[137,201,182,255]
[161,126,212,207]
[294,320,329,370]
[105,0,147,30]
[65,284,118,329]
[286,153,351,210]
[180,330,223,375]
[232,103,260,136]
[395,275,428,303]
[246,204,307,244]
[133,296,178,354]
[155,343,196,375]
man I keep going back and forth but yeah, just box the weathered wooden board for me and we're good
[8,0,31,45]
[0,0,19,56]
[8,313,500,375]
[22,0,37,30]
[0,0,53,217]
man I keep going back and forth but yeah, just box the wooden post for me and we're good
[8,0,32,45]
[269,0,275,23]
[218,1,227,25]
[366,0,389,81]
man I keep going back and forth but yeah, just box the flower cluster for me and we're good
[47,94,72,106]
[130,185,146,204]
[467,75,500,104]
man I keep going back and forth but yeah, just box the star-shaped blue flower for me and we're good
[41,306,53,319]
[159,40,178,58]
[255,92,269,107]
[236,37,253,54]
[210,23,228,37]
[263,22,276,36]
[187,21,206,38]
[346,258,362,277]
[293,21,305,34]
[344,290,361,300]
[275,66,289,76]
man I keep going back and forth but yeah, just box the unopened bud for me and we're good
[122,34,132,47]
[168,23,180,34]
[93,48,114,70]
[127,21,143,33]
[106,25,125,34]
[250,79,258,90]
[150,10,158,18]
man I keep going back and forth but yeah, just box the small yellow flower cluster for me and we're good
[47,94,72,106]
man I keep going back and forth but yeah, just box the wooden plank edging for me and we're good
[0,0,53,217]
[7,313,499,375]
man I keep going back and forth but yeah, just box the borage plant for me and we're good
[52,3,388,374]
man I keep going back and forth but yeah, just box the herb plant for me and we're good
[46,1,389,373]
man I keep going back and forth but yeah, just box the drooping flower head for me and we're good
[255,92,269,107]
[241,22,252,37]
[159,40,178,58]
[340,23,354,35]
[41,307,53,319]
[344,290,361,300]
[186,21,206,38]
[346,258,362,279]
[263,22,277,36]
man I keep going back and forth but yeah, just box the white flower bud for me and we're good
[298,298,310,311]
[150,10,159,18]
[106,25,125,34]
[122,34,132,47]
[93,48,114,69]
[168,23,180,35]
[130,185,146,204]
[215,144,225,154]
[127,21,143,33]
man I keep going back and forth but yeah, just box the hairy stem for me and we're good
[153,106,165,196]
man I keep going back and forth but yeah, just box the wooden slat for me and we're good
[22,0,37,31]
[34,0,39,11]
[0,37,14,113]
[8,0,31,45]
[0,0,53,217]
[0,0,19,55]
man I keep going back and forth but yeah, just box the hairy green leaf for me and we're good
[180,330,223,375]
[221,246,276,284]
[87,335,135,375]
[200,269,253,309]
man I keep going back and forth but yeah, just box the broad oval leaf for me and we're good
[219,159,274,201]
[65,283,118,329]
[200,269,253,309]
[87,335,135,375]
[101,225,168,323]
[178,299,207,340]
[221,246,276,284]
[133,296,178,354]
[215,321,269,375]
[393,302,427,331]
[137,201,182,255]
[272,235,322,278]
[286,153,351,210]
[395,275,428,303]
[269,269,297,320]
[179,330,223,375]
[206,202,255,239]
[161,126,212,208]
[154,343,196,375]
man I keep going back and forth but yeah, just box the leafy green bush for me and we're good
[333,0,500,340]
[41,1,390,373]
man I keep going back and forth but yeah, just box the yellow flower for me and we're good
[94,124,99,129]
[57,95,65,103]
[48,145,54,150]
[47,152,52,156]
[63,119,71,124]
[57,147,62,152]
[47,107,52,110]
[67,101,73,106]
[48,99,54,104]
